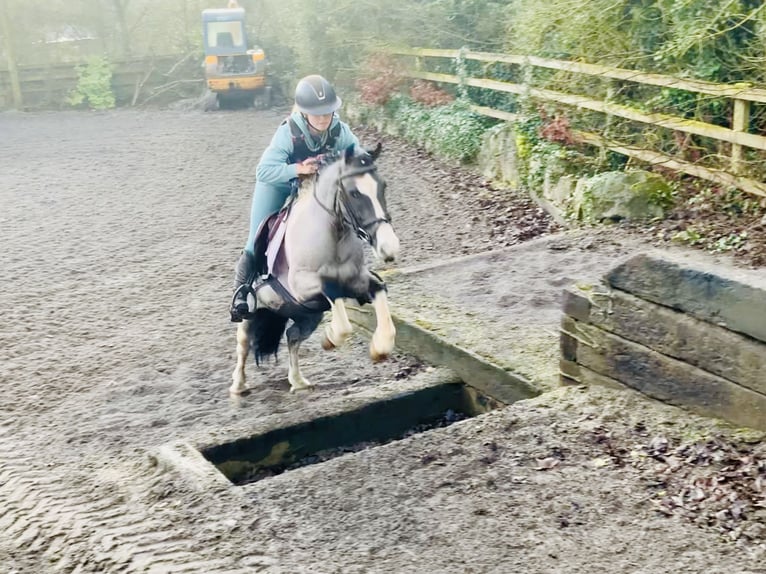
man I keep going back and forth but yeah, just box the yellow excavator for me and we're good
[201,1,271,110]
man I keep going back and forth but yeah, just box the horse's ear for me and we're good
[344,144,355,163]
[369,142,382,161]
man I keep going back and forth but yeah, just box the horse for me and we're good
[230,143,400,395]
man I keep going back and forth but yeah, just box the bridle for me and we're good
[312,160,391,244]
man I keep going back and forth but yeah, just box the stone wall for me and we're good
[560,251,766,431]
[475,122,673,226]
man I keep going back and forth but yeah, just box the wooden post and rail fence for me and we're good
[4,47,765,199]
[389,47,766,200]
[0,53,202,110]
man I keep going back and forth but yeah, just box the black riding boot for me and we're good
[230,250,258,322]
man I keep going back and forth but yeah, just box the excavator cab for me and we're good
[201,1,271,109]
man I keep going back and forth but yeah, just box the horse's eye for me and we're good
[350,189,361,198]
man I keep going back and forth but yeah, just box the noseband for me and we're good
[313,161,391,244]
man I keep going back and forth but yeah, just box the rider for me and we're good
[230,74,361,321]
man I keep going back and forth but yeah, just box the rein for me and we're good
[311,162,390,243]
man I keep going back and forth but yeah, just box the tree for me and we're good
[107,0,133,57]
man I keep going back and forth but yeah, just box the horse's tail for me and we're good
[247,308,288,366]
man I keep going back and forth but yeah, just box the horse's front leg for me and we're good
[286,312,324,393]
[288,268,323,302]
[230,320,250,395]
[322,299,353,350]
[369,282,396,362]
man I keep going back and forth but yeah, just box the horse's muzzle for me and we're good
[374,223,400,263]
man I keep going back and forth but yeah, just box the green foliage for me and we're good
[505,0,766,84]
[8,0,766,91]
[512,113,597,192]
[649,0,765,82]
[604,150,629,171]
[238,0,514,82]
[513,115,543,178]
[671,226,705,246]
[647,180,677,210]
[426,100,492,162]
[376,95,493,163]
[67,57,115,110]
[506,0,632,62]
[672,226,749,253]
[710,231,749,253]
[669,184,761,254]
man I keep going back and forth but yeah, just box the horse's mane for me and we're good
[300,146,379,201]
[297,155,342,199]
[317,154,344,185]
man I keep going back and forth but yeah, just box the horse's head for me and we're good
[336,143,400,263]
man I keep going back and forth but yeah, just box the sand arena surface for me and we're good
[0,108,763,573]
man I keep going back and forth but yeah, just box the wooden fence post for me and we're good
[389,47,766,200]
[0,0,23,109]
[600,81,616,166]
[732,98,750,175]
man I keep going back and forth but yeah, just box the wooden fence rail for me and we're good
[0,54,202,110]
[390,47,766,199]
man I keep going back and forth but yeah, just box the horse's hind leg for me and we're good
[370,289,396,363]
[322,299,353,350]
[230,320,250,395]
[286,312,324,393]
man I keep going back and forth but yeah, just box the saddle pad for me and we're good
[266,211,288,277]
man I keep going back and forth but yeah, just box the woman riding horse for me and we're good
[230,74,362,321]
[230,143,400,394]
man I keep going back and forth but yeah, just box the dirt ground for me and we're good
[0,106,764,573]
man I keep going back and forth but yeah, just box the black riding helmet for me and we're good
[294,75,342,115]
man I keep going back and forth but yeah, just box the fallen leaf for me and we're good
[591,457,611,469]
[535,457,560,471]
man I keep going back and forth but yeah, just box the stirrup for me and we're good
[230,284,255,323]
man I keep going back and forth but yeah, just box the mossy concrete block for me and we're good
[543,173,577,208]
[531,172,578,227]
[476,123,520,189]
[346,303,539,405]
[606,252,766,344]
[572,170,669,223]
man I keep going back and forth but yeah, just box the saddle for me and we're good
[249,189,332,316]
[252,206,289,280]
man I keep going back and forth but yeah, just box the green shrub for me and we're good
[385,96,492,163]
[67,57,116,110]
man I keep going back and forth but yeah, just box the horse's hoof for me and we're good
[290,384,315,394]
[370,349,389,363]
[370,336,394,362]
[229,383,249,396]
[321,336,336,351]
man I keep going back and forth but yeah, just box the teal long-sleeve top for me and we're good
[244,111,360,252]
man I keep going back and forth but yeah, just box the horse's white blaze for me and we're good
[356,173,400,262]
[230,321,250,394]
[370,290,396,360]
[357,173,386,219]
[325,299,353,347]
